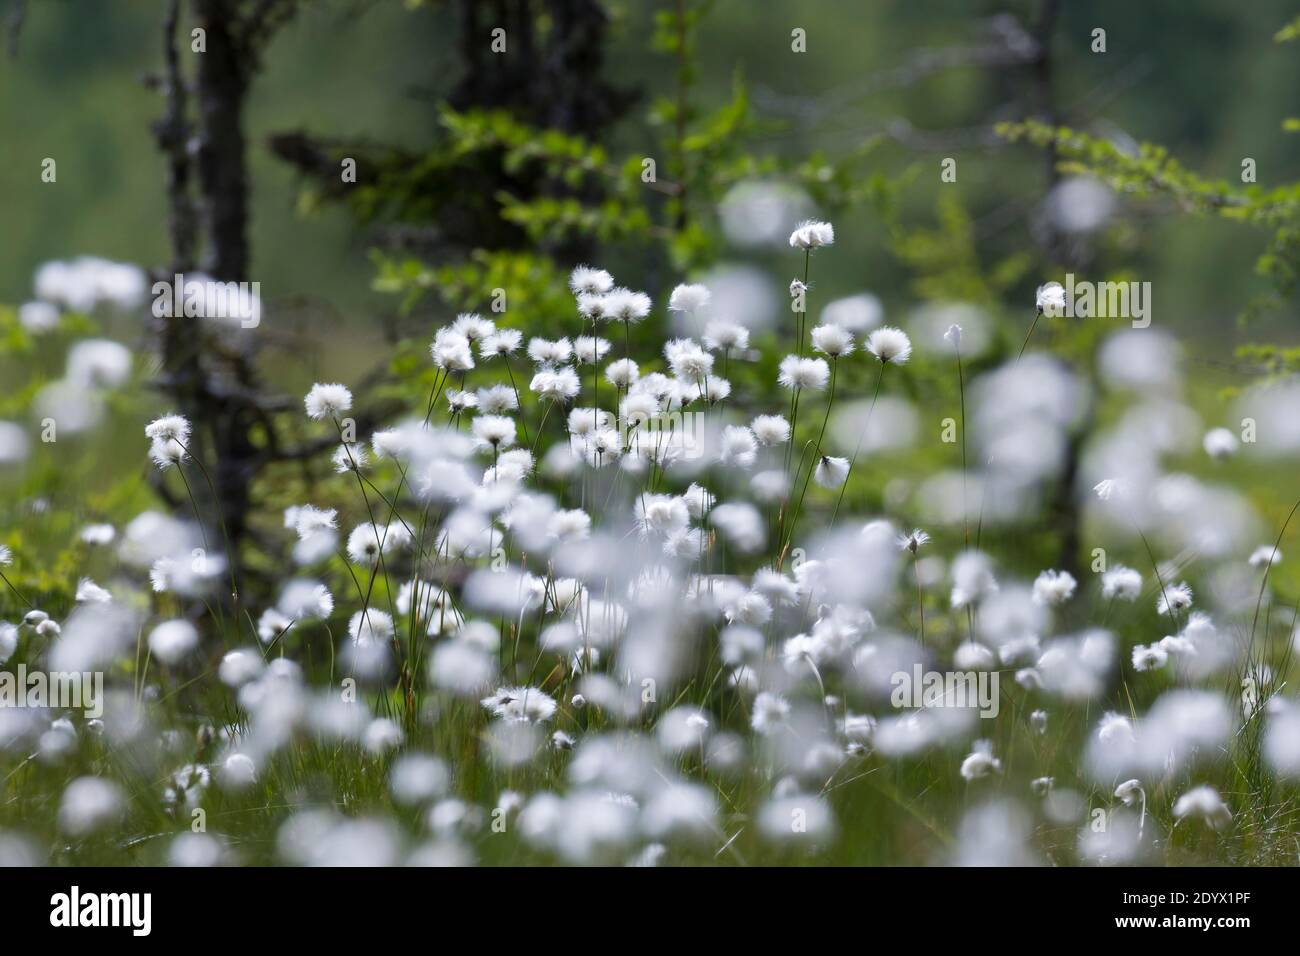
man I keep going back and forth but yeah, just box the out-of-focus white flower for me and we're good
[1101,565,1141,601]
[702,319,749,352]
[960,740,1002,781]
[1172,785,1232,831]
[79,524,116,545]
[19,301,59,333]
[1203,427,1238,460]
[1248,545,1281,568]
[1114,779,1144,806]
[751,691,790,735]
[751,414,791,446]
[719,426,758,468]
[1035,282,1066,316]
[75,578,112,604]
[218,649,264,688]
[58,777,124,836]
[605,358,638,388]
[530,368,581,402]
[1032,569,1076,606]
[149,620,199,665]
[67,339,132,388]
[668,283,711,314]
[1131,643,1168,672]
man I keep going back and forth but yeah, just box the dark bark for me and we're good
[449,0,634,137]
[148,0,301,603]
[194,0,251,281]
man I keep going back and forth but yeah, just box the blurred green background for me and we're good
[2,0,1298,344]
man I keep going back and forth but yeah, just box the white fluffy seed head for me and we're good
[811,324,854,357]
[788,220,835,250]
[866,327,912,365]
[304,383,353,420]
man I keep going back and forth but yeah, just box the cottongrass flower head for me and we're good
[897,528,930,555]
[814,455,850,489]
[1033,569,1077,606]
[149,438,187,470]
[481,686,557,724]
[604,288,652,324]
[79,524,116,545]
[527,337,573,367]
[750,691,790,734]
[346,523,391,566]
[960,740,1002,781]
[866,326,912,365]
[332,443,368,474]
[479,328,522,359]
[751,414,791,446]
[304,383,352,420]
[1093,478,1122,501]
[1100,565,1142,601]
[1172,785,1232,831]
[665,338,714,379]
[695,375,731,404]
[1114,779,1144,806]
[279,574,335,621]
[569,265,614,296]
[1248,545,1281,568]
[605,358,639,388]
[452,313,495,342]
[530,367,581,403]
[668,283,711,314]
[573,336,610,365]
[145,414,191,445]
[788,220,835,250]
[1203,427,1238,460]
[703,319,749,352]
[149,619,199,665]
[1035,281,1067,316]
[811,323,854,358]
[446,389,477,414]
[1131,643,1168,672]
[58,777,124,836]
[471,414,517,450]
[719,426,758,468]
[67,339,133,388]
[475,384,518,414]
[1156,582,1193,616]
[777,355,830,391]
[348,608,395,646]
[431,328,475,371]
[75,578,112,603]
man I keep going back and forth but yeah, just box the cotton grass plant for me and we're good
[2,228,1300,868]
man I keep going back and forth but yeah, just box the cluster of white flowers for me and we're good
[1,223,1294,868]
